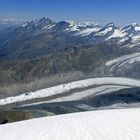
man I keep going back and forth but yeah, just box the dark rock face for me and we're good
[0,118,9,124]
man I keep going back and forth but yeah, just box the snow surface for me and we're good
[75,27,100,36]
[43,24,55,29]
[0,108,140,140]
[107,29,127,40]
[66,21,101,36]
[122,23,140,33]
[106,52,140,69]
[95,27,113,36]
[22,22,29,27]
[135,26,140,31]
[119,37,129,43]
[131,35,140,44]
[0,77,140,106]
[131,23,140,32]
[23,85,130,107]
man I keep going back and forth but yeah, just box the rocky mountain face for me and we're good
[0,17,140,88]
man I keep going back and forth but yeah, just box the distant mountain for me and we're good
[0,17,140,59]
[1,17,140,49]
[122,23,140,36]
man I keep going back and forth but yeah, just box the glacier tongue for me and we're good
[0,77,140,106]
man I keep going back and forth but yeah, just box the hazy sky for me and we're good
[0,0,140,26]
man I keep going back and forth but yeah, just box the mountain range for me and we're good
[0,17,140,96]
[0,17,140,58]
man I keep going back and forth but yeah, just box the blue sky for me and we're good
[0,0,140,25]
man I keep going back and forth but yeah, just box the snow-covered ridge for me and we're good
[95,27,113,36]
[107,29,127,40]
[65,21,101,36]
[75,27,101,36]
[22,22,29,27]
[1,77,140,106]
[20,18,140,44]
[122,23,140,33]
[0,108,140,140]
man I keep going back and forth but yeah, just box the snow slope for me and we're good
[0,108,140,140]
[107,29,127,40]
[75,27,100,36]
[66,21,101,36]
[1,77,140,106]
[95,27,113,36]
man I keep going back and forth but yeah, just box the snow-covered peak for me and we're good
[122,23,140,35]
[67,20,100,28]
[65,20,101,36]
[38,17,54,25]
[104,22,117,28]
[22,22,29,27]
[95,23,117,37]
[20,18,140,47]
[54,21,70,31]
[106,29,127,40]
[21,17,55,30]
[132,23,139,27]
[122,23,139,31]
[133,23,140,32]
[75,27,101,36]
[120,23,140,46]
[66,20,76,26]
